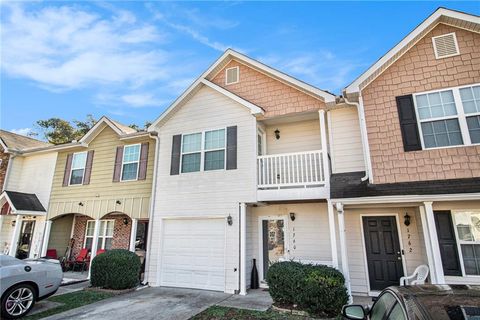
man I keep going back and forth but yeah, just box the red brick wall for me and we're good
[0,147,10,190]
[211,60,326,118]
[71,214,132,258]
[362,24,480,184]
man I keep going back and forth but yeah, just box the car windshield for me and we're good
[410,290,480,320]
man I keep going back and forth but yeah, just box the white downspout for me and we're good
[143,133,160,285]
[343,96,373,183]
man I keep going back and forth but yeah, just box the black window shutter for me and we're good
[170,134,182,175]
[226,126,237,170]
[396,95,422,152]
[434,210,462,276]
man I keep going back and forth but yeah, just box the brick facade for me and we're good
[71,213,132,258]
[0,146,10,190]
[211,60,326,118]
[362,24,480,184]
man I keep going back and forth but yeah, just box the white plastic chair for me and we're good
[400,265,429,286]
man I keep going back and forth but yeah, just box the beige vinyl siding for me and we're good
[5,156,24,191]
[47,214,74,258]
[329,107,365,174]
[265,120,321,155]
[48,126,154,220]
[246,203,332,286]
[344,207,427,295]
[0,215,15,253]
[149,85,257,293]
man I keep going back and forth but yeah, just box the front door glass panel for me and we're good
[262,219,285,278]
[16,221,35,259]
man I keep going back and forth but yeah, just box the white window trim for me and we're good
[120,143,141,182]
[84,220,96,250]
[69,151,88,186]
[97,219,115,250]
[84,219,115,251]
[451,210,480,278]
[179,128,227,174]
[225,66,239,85]
[432,32,460,60]
[413,83,480,150]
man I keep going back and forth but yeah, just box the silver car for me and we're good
[0,254,63,319]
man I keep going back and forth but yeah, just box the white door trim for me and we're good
[257,215,289,283]
[359,213,407,296]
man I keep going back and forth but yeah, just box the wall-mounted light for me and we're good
[404,213,411,226]
[116,200,122,205]
[11,220,16,227]
[227,214,233,226]
[123,217,129,225]
[78,202,84,207]
[274,129,280,140]
[290,212,296,221]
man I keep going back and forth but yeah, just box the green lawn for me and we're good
[25,290,114,320]
[190,306,317,320]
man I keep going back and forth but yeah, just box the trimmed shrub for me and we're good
[266,261,348,317]
[91,249,141,290]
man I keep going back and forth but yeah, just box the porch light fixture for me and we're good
[78,202,84,207]
[11,220,16,227]
[274,129,280,140]
[227,214,233,226]
[404,213,411,226]
[290,212,296,221]
[123,217,129,225]
[116,200,121,205]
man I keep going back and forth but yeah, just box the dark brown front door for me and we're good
[363,216,404,291]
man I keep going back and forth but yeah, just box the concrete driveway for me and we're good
[43,287,232,320]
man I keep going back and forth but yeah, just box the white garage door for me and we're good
[160,218,226,291]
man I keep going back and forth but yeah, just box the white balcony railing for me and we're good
[257,150,325,189]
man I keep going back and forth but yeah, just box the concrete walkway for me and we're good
[217,289,272,311]
[43,287,232,320]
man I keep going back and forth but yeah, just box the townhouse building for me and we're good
[333,7,480,297]
[0,130,55,259]
[39,117,156,276]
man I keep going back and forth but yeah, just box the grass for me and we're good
[190,306,318,320]
[24,290,115,320]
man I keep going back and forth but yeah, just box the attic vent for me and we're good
[225,67,239,85]
[432,33,459,59]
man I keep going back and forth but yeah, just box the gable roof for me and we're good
[345,7,480,94]
[79,116,137,144]
[149,49,336,129]
[0,130,50,152]
[1,190,46,213]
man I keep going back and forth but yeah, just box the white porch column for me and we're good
[129,218,138,252]
[88,219,100,279]
[319,110,330,186]
[421,202,445,284]
[418,206,437,283]
[41,220,52,257]
[239,203,247,295]
[8,215,22,257]
[0,215,4,238]
[327,200,338,268]
[336,203,352,303]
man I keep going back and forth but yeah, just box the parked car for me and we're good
[342,285,480,320]
[0,254,63,319]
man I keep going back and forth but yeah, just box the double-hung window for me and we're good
[453,211,480,276]
[97,220,114,250]
[121,144,141,181]
[414,83,480,149]
[83,220,114,251]
[181,129,226,173]
[70,152,87,185]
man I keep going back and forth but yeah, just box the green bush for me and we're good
[266,261,349,317]
[90,249,141,290]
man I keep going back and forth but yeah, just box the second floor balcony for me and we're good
[256,111,330,201]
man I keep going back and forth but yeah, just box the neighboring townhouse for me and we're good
[146,49,359,295]
[0,130,56,259]
[330,8,480,297]
[40,117,156,275]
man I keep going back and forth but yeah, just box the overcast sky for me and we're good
[1,1,479,137]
